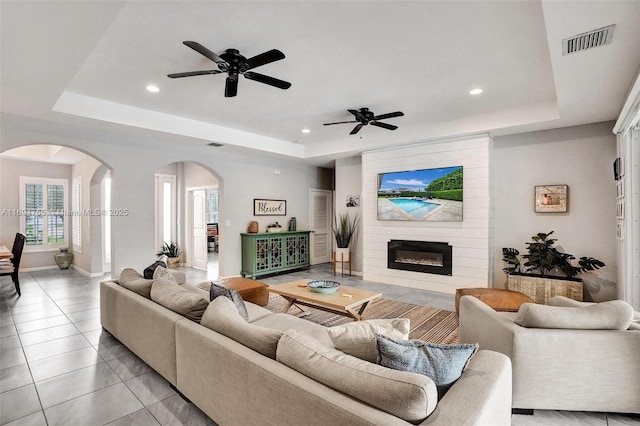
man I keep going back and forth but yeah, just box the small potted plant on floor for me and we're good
[157,241,182,269]
[502,231,604,302]
[333,212,359,261]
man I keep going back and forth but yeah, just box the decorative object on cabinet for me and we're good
[248,221,259,233]
[241,231,310,278]
[534,184,568,213]
[253,199,286,216]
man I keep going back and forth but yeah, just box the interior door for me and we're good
[309,189,332,264]
[192,189,207,270]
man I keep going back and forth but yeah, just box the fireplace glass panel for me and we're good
[395,250,444,267]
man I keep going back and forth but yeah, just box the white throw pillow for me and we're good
[514,300,634,330]
[327,318,410,363]
[153,266,177,283]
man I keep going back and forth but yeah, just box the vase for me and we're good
[55,248,74,269]
[335,247,350,262]
[166,257,181,269]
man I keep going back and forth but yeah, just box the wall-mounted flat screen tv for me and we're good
[377,166,463,221]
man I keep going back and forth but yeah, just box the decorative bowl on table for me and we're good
[307,280,341,294]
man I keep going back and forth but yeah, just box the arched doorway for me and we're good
[0,144,112,275]
[154,161,221,280]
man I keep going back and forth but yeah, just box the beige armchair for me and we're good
[458,295,640,414]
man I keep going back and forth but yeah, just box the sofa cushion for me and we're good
[118,268,154,299]
[327,318,410,363]
[376,335,478,399]
[209,283,249,320]
[251,313,334,348]
[514,300,634,330]
[200,296,283,359]
[150,277,209,322]
[276,329,437,422]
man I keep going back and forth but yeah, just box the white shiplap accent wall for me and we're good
[361,135,494,295]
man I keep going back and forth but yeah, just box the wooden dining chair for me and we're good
[0,233,26,296]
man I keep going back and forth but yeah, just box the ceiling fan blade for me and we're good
[167,70,222,78]
[350,123,364,135]
[183,41,227,65]
[243,72,291,90]
[372,111,404,120]
[348,109,365,121]
[240,49,285,72]
[323,120,358,126]
[371,121,398,131]
[225,76,238,97]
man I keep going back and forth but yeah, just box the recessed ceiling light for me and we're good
[302,129,311,134]
[469,88,483,95]
[146,85,160,93]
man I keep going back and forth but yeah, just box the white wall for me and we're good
[493,121,617,293]
[334,156,363,273]
[1,114,332,278]
[71,155,102,274]
[361,135,493,295]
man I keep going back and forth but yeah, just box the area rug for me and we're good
[266,293,459,344]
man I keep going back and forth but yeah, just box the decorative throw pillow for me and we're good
[153,265,177,283]
[376,335,478,399]
[327,318,410,363]
[150,277,209,322]
[201,297,283,359]
[143,261,167,279]
[514,300,634,330]
[209,283,249,320]
[118,268,154,299]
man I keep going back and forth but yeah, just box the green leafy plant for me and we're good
[503,231,604,278]
[333,212,360,248]
[157,241,182,258]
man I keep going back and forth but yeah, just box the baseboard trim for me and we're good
[71,265,104,277]
[20,265,58,272]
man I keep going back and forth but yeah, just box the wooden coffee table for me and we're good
[269,280,382,321]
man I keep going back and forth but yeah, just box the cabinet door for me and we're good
[268,236,283,270]
[297,234,309,265]
[284,235,298,267]
[254,236,270,273]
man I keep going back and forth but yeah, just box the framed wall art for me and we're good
[534,185,568,213]
[253,199,287,216]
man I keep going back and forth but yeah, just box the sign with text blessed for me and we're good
[253,199,287,216]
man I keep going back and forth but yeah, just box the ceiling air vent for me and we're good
[207,142,224,147]
[563,24,615,56]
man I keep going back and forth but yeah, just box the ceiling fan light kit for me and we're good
[168,41,291,98]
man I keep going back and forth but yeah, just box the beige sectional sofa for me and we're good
[100,276,513,425]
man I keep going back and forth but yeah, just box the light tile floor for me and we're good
[1,262,639,426]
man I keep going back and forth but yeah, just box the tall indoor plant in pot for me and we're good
[157,241,182,269]
[333,212,359,261]
[503,231,604,303]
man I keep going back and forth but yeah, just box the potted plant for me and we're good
[157,241,182,269]
[333,212,359,261]
[502,231,604,302]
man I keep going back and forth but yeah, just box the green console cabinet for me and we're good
[241,231,311,278]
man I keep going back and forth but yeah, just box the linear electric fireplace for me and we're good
[388,240,453,276]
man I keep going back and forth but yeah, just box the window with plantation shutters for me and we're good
[20,177,68,251]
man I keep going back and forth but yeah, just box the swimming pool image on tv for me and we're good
[388,198,440,218]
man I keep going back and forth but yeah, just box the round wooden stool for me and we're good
[455,288,534,313]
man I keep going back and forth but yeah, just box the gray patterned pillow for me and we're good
[209,283,248,320]
[376,335,478,398]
